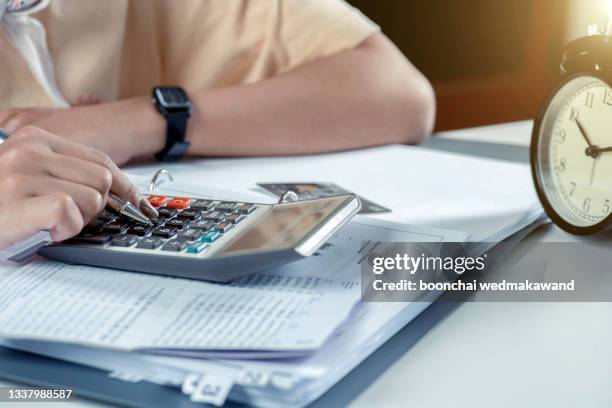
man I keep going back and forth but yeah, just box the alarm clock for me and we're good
[531,31,612,235]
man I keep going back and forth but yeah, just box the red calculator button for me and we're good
[167,197,192,209]
[148,195,169,207]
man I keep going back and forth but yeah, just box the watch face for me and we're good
[155,87,191,110]
[534,74,612,232]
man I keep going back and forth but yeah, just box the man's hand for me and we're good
[0,107,57,134]
[0,126,156,249]
[0,99,165,166]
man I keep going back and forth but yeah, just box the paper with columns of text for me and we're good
[0,217,467,353]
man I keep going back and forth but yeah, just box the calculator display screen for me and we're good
[219,196,349,254]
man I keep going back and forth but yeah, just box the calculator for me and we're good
[38,194,361,282]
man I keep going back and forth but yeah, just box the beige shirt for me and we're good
[0,0,379,108]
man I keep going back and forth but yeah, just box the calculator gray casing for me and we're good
[38,195,361,283]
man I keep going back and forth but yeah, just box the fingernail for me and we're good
[139,196,158,219]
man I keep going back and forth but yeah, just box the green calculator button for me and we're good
[187,242,209,253]
[201,230,221,243]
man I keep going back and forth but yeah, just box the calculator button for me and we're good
[84,218,105,233]
[177,209,201,220]
[150,218,166,227]
[165,218,189,229]
[188,220,215,231]
[238,203,255,214]
[98,210,116,221]
[177,229,202,242]
[162,240,188,252]
[111,234,138,247]
[167,197,192,209]
[69,233,112,245]
[203,212,226,222]
[137,237,163,249]
[190,200,215,211]
[102,222,128,234]
[215,202,238,213]
[201,230,221,243]
[152,226,177,239]
[128,224,153,236]
[216,222,234,233]
[226,213,246,224]
[186,242,209,254]
[148,195,169,207]
[157,207,178,218]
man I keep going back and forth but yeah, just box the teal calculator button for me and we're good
[201,230,221,243]
[187,242,209,254]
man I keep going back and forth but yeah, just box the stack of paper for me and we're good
[127,145,543,242]
[0,217,468,406]
[0,146,545,406]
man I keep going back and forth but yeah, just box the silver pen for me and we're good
[0,127,10,141]
[108,193,153,226]
[0,127,153,226]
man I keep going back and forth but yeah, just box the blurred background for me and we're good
[347,0,611,131]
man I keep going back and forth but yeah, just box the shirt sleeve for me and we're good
[255,0,380,76]
[158,0,380,87]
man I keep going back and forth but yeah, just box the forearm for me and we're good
[132,33,435,158]
[183,34,435,157]
[1,34,434,163]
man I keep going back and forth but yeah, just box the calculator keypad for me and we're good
[137,237,163,249]
[190,200,215,211]
[111,234,138,247]
[203,212,226,223]
[166,197,191,209]
[71,232,112,245]
[177,229,202,242]
[164,218,189,229]
[215,222,234,233]
[157,207,178,217]
[176,209,200,220]
[152,226,177,239]
[188,220,215,231]
[148,195,170,207]
[102,222,128,234]
[69,197,258,255]
[128,224,153,236]
[162,240,188,252]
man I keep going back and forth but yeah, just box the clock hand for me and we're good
[589,158,598,186]
[574,117,595,148]
[594,146,612,154]
[574,118,601,158]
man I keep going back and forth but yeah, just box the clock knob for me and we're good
[561,34,612,75]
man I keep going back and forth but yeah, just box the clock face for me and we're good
[535,75,612,230]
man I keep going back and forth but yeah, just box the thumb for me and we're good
[0,195,84,249]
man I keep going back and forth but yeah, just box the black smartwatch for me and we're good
[152,86,192,161]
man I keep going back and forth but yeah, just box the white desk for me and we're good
[347,121,612,408]
[2,121,611,408]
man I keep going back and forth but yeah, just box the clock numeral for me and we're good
[604,199,611,215]
[583,197,591,213]
[555,129,566,143]
[569,182,577,197]
[604,89,612,106]
[557,158,567,173]
[585,91,595,108]
[570,107,580,121]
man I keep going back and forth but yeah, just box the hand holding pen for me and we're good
[0,126,157,248]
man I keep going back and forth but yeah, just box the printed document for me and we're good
[0,218,466,352]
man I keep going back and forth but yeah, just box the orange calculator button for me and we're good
[167,197,192,209]
[147,195,169,207]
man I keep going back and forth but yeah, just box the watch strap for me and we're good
[155,111,191,162]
